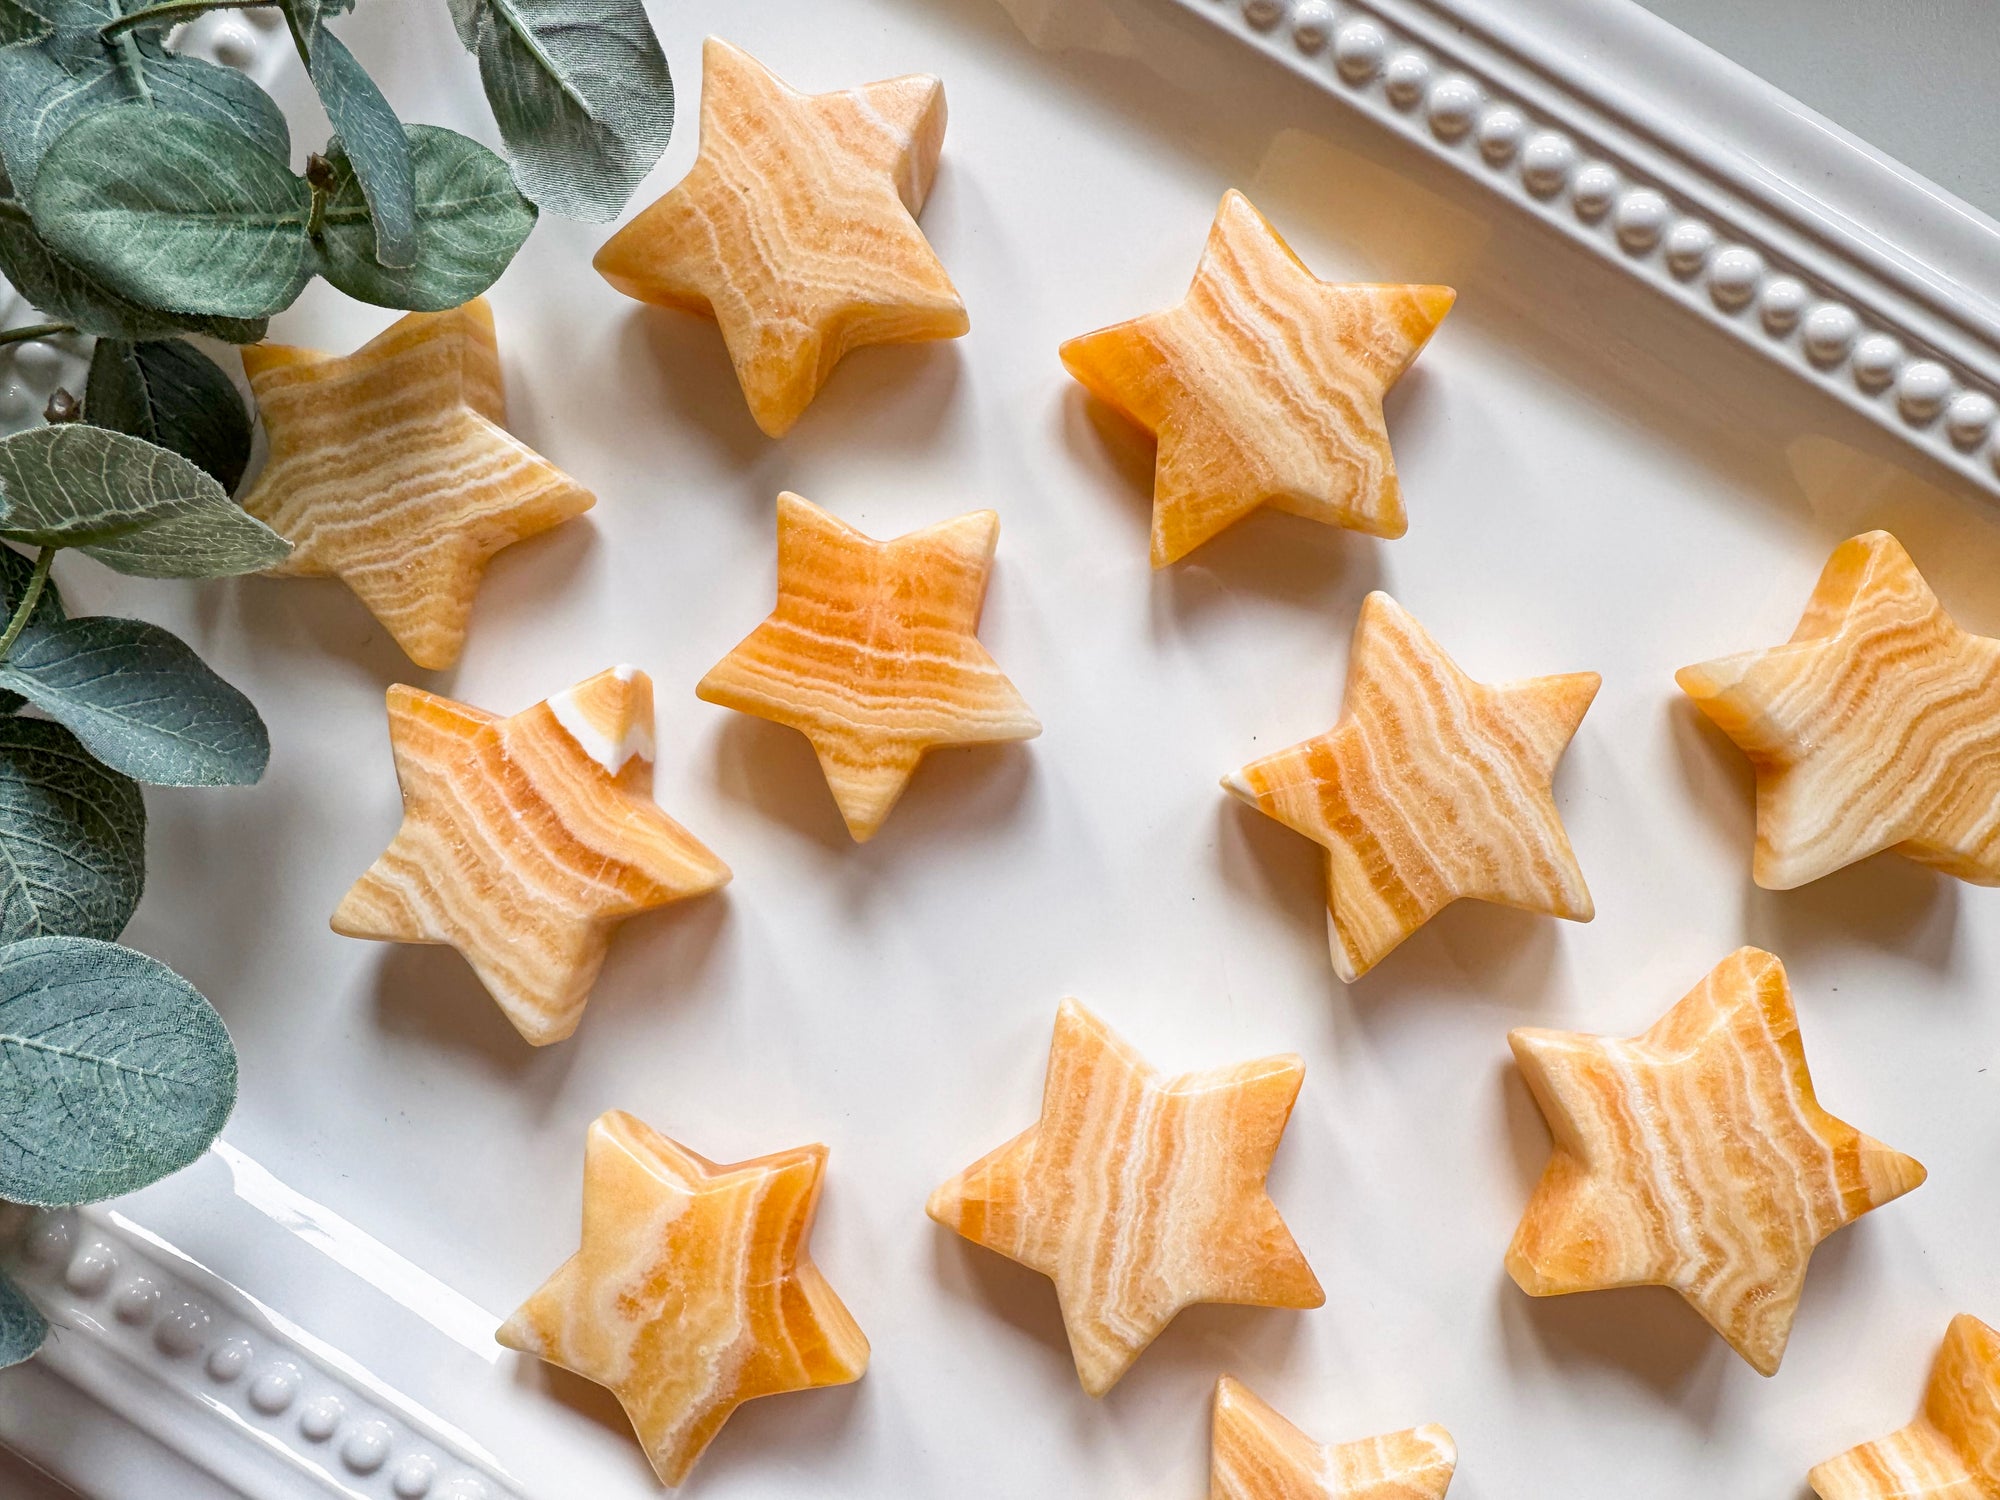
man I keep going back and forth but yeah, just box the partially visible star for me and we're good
[1224,591,1597,982]
[498,1111,868,1487]
[1211,1377,1457,1500]
[1507,947,1927,1376]
[332,667,729,1045]
[927,999,1323,1396]
[596,36,968,437]
[239,298,593,670]
[1061,189,1453,565]
[1809,1314,2000,1499]
[697,492,1039,842]
[1678,529,2000,889]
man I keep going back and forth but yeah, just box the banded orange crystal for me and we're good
[1810,1314,2000,1499]
[1211,1377,1457,1500]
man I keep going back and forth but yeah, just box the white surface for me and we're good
[31,0,2000,1495]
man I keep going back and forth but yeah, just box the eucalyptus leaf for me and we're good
[0,426,289,578]
[305,24,416,268]
[29,107,314,321]
[0,541,65,716]
[316,125,536,309]
[0,0,50,47]
[0,615,269,787]
[0,1272,45,1369]
[86,339,253,492]
[0,935,235,1206]
[0,193,267,344]
[448,0,673,223]
[0,19,289,191]
[0,717,145,942]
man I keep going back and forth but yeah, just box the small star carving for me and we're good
[499,1111,868,1487]
[1211,1377,1457,1500]
[1062,189,1453,564]
[1809,1314,2000,1499]
[927,999,1323,1396]
[596,36,968,437]
[239,299,593,670]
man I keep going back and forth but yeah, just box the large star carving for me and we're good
[595,36,968,438]
[697,492,1039,842]
[1809,1314,2000,1499]
[926,999,1323,1396]
[1060,189,1453,565]
[1507,947,1927,1376]
[1211,1377,1457,1500]
[498,1111,868,1487]
[332,667,730,1046]
[1678,529,2000,889]
[239,299,594,670]
[1223,591,1597,982]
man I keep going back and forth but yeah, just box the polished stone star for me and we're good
[595,36,968,437]
[1224,591,1597,982]
[1679,529,2000,889]
[697,492,1039,842]
[1809,1314,2000,1499]
[1508,947,1927,1376]
[1210,1377,1457,1500]
[239,299,594,670]
[927,999,1323,1396]
[498,1111,868,1487]
[1061,189,1453,565]
[332,667,730,1046]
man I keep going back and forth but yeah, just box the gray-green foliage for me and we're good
[0,717,144,941]
[449,0,674,223]
[0,1271,46,1368]
[85,338,253,491]
[300,22,415,268]
[0,936,236,1206]
[0,424,289,578]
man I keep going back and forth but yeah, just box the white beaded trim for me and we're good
[1202,0,2000,483]
[4,1207,521,1500]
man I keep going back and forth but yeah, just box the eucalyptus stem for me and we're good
[98,0,269,41]
[0,324,72,349]
[0,548,56,664]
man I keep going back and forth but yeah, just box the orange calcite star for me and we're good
[1224,591,1597,982]
[697,492,1040,841]
[239,299,594,669]
[927,999,1323,1396]
[1508,947,1927,1376]
[595,36,968,437]
[1211,1377,1457,1500]
[1810,1314,2000,1499]
[1678,530,2000,889]
[1061,189,1453,565]
[332,667,730,1046]
[499,1111,868,1487]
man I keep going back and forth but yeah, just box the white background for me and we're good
[53,0,2000,1494]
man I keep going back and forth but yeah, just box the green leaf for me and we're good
[0,542,65,716]
[0,717,144,942]
[448,0,674,223]
[0,1272,46,1368]
[0,426,290,578]
[316,124,536,309]
[85,339,252,492]
[29,106,314,321]
[305,24,416,268]
[0,20,289,192]
[0,615,268,787]
[0,0,50,46]
[0,935,235,1206]
[0,192,267,344]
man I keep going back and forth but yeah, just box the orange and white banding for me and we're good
[1211,1377,1457,1500]
[1809,1314,2000,1499]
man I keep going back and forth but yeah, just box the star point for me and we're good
[1809,1314,2000,1499]
[1507,947,1926,1376]
[333,667,730,1045]
[927,999,1322,1396]
[498,1110,867,1487]
[239,299,594,670]
[1211,1377,1457,1500]
[1679,529,2000,889]
[1061,189,1452,565]
[595,35,968,437]
[1225,591,1596,982]
[697,492,1039,841]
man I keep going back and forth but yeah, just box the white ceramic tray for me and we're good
[5,0,2000,1494]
